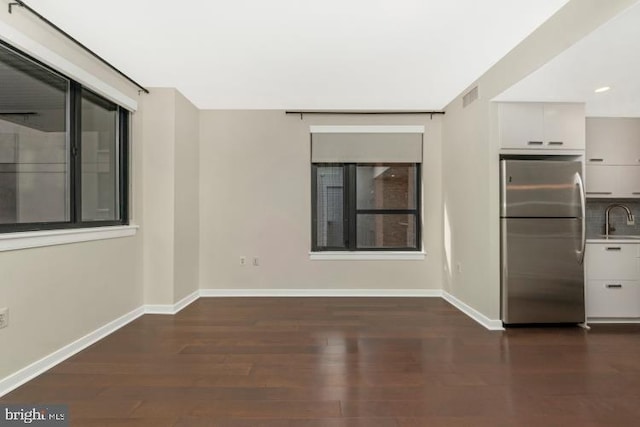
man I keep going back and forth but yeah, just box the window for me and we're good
[0,41,128,232]
[310,127,423,252]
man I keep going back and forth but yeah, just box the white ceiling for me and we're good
[495,1,640,117]
[25,0,569,110]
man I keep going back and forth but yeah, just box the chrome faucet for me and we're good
[605,204,635,237]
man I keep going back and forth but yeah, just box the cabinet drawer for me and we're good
[585,243,639,279]
[587,280,640,318]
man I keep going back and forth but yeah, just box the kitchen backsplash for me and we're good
[586,200,640,238]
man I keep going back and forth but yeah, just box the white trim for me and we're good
[0,225,139,252]
[199,288,442,298]
[309,251,425,261]
[0,289,511,397]
[173,290,200,313]
[0,306,144,398]
[498,148,585,156]
[587,318,640,324]
[309,125,425,134]
[144,290,199,315]
[0,21,138,111]
[442,291,505,331]
[586,239,640,243]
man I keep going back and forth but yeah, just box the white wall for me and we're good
[0,8,144,380]
[173,91,200,301]
[140,88,200,305]
[0,238,141,379]
[140,88,176,305]
[441,0,638,320]
[199,111,442,291]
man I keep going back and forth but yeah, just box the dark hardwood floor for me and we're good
[3,297,640,426]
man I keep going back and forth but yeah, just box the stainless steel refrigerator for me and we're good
[500,159,586,325]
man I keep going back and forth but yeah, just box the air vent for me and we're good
[462,86,479,108]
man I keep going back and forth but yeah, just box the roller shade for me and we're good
[311,128,423,163]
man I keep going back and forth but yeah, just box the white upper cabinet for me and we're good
[584,118,640,198]
[498,102,585,150]
[585,165,619,197]
[586,118,640,165]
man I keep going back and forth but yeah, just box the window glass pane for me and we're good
[315,165,345,248]
[81,89,119,221]
[356,163,416,210]
[357,214,417,249]
[0,44,69,224]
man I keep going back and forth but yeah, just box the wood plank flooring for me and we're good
[2,297,640,426]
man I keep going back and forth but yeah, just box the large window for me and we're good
[313,163,421,251]
[310,127,423,252]
[0,42,128,232]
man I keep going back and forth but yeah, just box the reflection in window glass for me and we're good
[0,44,69,224]
[81,89,119,221]
[356,164,416,210]
[315,166,345,248]
[357,214,416,249]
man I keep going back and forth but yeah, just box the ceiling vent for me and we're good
[462,86,479,108]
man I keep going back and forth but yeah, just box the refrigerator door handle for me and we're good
[575,172,586,264]
[500,160,507,217]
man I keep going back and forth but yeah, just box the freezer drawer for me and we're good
[501,218,585,324]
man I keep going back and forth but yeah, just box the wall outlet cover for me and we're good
[0,307,8,329]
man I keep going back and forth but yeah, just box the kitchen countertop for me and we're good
[587,235,640,243]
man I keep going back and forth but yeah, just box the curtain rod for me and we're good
[8,1,149,94]
[285,110,445,120]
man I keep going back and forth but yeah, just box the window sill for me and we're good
[309,251,426,261]
[0,225,139,252]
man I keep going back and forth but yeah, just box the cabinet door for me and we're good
[543,103,585,150]
[586,118,640,165]
[498,103,544,149]
[585,165,618,198]
[618,166,640,198]
[587,280,640,318]
[585,243,639,280]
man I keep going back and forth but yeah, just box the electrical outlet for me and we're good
[252,257,259,266]
[456,262,462,274]
[0,307,8,329]
[240,256,246,266]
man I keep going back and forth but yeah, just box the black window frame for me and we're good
[0,40,129,233]
[311,163,421,252]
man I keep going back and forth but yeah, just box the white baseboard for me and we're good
[144,290,199,315]
[0,306,145,398]
[442,291,504,331]
[199,288,443,298]
[587,318,640,324]
[1,288,504,398]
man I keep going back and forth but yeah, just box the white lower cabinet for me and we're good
[587,280,640,318]
[585,242,640,319]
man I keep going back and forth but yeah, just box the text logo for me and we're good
[1,405,68,426]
